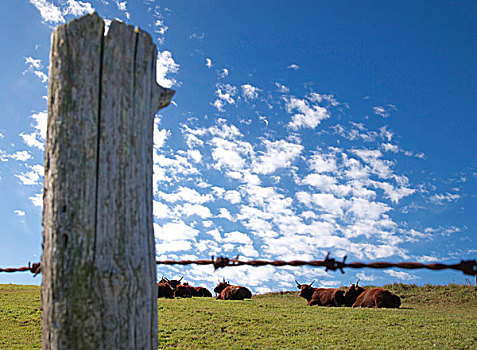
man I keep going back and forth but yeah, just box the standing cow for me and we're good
[214,280,252,300]
[295,280,345,307]
[344,279,401,308]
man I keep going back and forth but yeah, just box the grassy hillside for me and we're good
[1,283,476,349]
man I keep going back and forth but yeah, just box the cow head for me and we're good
[295,280,316,300]
[343,279,365,306]
[214,279,230,294]
[160,276,183,290]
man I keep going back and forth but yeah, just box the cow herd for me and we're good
[157,276,251,300]
[296,279,401,308]
[157,276,213,298]
[158,276,401,308]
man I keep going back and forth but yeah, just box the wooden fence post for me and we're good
[41,13,174,349]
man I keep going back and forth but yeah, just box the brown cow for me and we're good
[194,286,212,297]
[157,282,174,298]
[173,284,197,298]
[344,280,401,308]
[159,276,183,290]
[295,280,345,307]
[214,280,252,300]
[342,279,365,307]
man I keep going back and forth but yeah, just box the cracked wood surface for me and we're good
[42,13,173,350]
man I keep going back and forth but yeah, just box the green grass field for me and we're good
[1,283,476,349]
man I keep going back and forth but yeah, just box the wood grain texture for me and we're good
[42,13,173,349]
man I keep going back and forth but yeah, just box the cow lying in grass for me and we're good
[157,282,174,299]
[194,286,213,297]
[344,280,401,308]
[157,276,183,299]
[295,280,345,307]
[159,276,183,290]
[214,280,252,300]
[174,283,197,298]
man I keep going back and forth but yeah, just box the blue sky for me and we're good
[0,0,476,293]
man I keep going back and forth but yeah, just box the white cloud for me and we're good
[373,104,397,118]
[241,84,260,100]
[382,143,399,153]
[224,190,241,204]
[9,151,32,162]
[429,192,460,205]
[252,139,303,175]
[415,255,439,263]
[153,200,170,219]
[114,0,127,11]
[34,71,48,83]
[156,50,179,88]
[156,240,192,254]
[189,32,205,40]
[309,93,340,107]
[384,269,418,281]
[29,0,65,23]
[153,120,170,148]
[154,19,168,43]
[24,57,48,83]
[152,152,200,189]
[211,99,225,112]
[297,192,345,217]
[187,149,202,163]
[352,149,394,180]
[205,58,212,68]
[25,57,41,70]
[218,68,229,78]
[30,193,43,207]
[380,126,393,141]
[154,221,200,255]
[286,95,330,130]
[275,82,289,93]
[223,231,253,245]
[158,187,214,204]
[356,271,378,282]
[179,203,212,218]
[217,208,233,221]
[15,164,44,185]
[308,151,338,173]
[301,173,337,191]
[369,180,415,203]
[21,111,47,150]
[14,210,26,216]
[287,64,299,70]
[348,197,391,220]
[212,83,237,111]
[64,0,94,16]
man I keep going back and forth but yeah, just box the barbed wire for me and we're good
[0,262,41,276]
[157,253,477,276]
[2,254,476,277]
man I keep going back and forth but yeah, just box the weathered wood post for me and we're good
[41,13,174,349]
